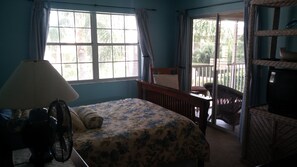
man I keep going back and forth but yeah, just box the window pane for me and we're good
[63,64,77,81]
[192,19,216,65]
[77,45,92,62]
[78,63,93,80]
[48,28,59,42]
[98,46,112,62]
[97,14,111,28]
[49,10,58,26]
[60,28,75,43]
[112,15,124,29]
[220,20,235,63]
[236,21,244,63]
[113,46,125,61]
[61,45,76,63]
[237,21,244,35]
[126,46,138,61]
[76,28,91,43]
[125,30,137,43]
[45,45,61,63]
[99,63,113,79]
[114,62,125,78]
[112,30,124,43]
[126,61,138,77]
[75,12,90,27]
[97,29,111,43]
[125,15,136,29]
[59,11,74,27]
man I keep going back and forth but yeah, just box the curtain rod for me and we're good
[177,0,243,12]
[28,0,157,11]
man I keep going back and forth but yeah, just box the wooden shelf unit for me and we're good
[253,59,297,69]
[243,0,297,166]
[251,0,297,7]
[255,29,297,36]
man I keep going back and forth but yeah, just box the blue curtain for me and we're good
[239,0,251,143]
[177,11,191,91]
[29,0,50,60]
[135,9,155,82]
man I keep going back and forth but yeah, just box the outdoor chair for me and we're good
[204,83,243,131]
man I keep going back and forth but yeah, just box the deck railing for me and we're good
[192,63,245,92]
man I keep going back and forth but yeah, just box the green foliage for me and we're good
[193,19,216,42]
[193,44,214,63]
[192,19,216,64]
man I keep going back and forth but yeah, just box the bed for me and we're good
[70,80,211,167]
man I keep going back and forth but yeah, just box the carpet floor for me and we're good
[205,126,250,167]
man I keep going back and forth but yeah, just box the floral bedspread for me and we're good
[72,98,209,167]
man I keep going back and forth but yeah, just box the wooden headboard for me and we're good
[136,80,211,134]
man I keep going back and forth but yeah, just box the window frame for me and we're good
[45,9,140,84]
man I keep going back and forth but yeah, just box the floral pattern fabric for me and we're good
[71,98,209,167]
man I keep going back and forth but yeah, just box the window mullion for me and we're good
[110,14,114,78]
[124,15,127,77]
[57,11,63,76]
[91,11,99,80]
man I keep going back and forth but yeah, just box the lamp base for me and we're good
[0,133,13,167]
[0,150,13,167]
[0,109,13,167]
[22,108,55,166]
[29,147,53,166]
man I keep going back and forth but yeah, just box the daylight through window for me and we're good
[45,9,139,82]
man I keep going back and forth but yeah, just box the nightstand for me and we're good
[13,148,88,167]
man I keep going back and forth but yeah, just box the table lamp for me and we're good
[0,60,79,166]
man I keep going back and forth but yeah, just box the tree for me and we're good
[192,19,216,64]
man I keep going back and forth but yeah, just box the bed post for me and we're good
[196,98,210,135]
[137,80,143,99]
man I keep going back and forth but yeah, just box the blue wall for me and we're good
[0,0,177,107]
[0,0,244,107]
[0,1,31,90]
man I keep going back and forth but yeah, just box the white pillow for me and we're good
[69,108,87,132]
[76,107,103,129]
[153,74,179,89]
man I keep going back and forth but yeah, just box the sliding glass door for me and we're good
[191,12,245,133]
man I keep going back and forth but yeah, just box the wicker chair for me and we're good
[204,83,243,130]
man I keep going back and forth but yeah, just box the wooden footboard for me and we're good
[136,80,211,134]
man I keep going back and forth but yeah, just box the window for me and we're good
[191,12,245,133]
[191,13,245,92]
[45,9,139,82]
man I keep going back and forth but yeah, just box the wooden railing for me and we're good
[192,63,245,92]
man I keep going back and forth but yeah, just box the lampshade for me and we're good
[0,60,79,109]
